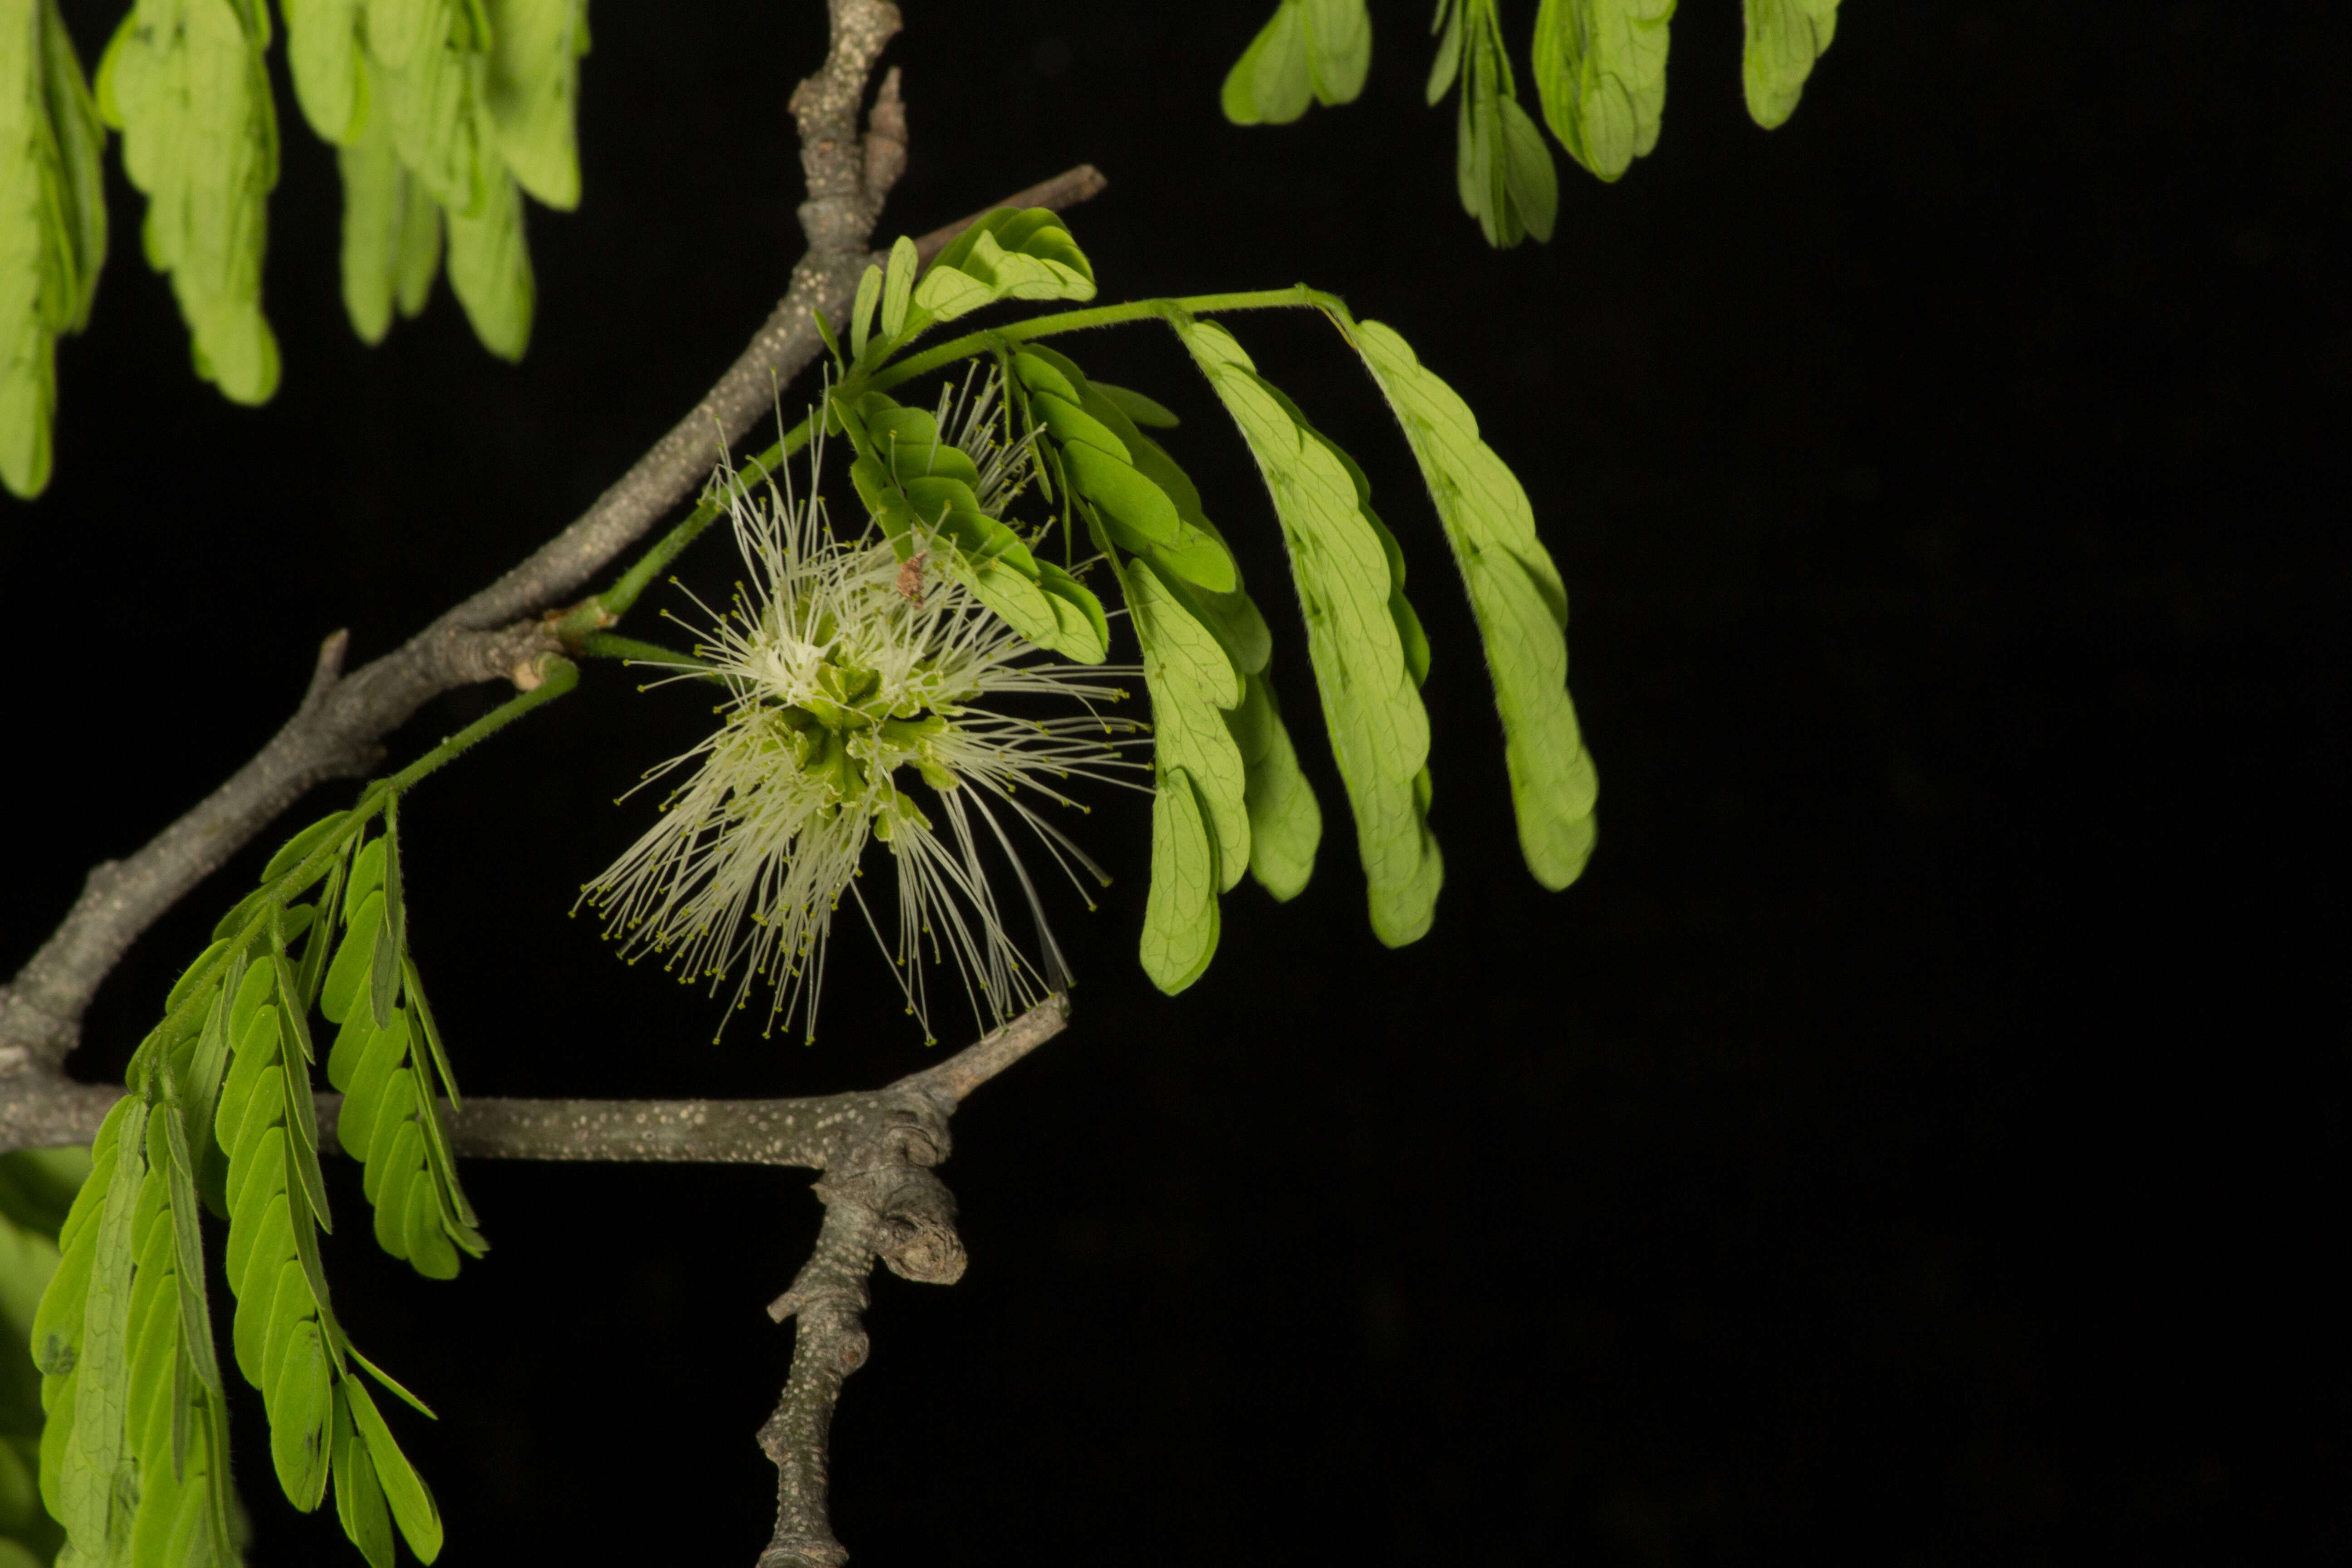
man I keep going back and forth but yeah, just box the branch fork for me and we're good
[2,4,1104,1563]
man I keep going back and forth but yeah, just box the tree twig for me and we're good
[0,3,1105,1083]
[0,9,1102,1563]
[749,991,1064,1567]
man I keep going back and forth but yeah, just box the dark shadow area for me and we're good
[10,0,2346,1563]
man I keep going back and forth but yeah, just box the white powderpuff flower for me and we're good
[583,394,1142,1043]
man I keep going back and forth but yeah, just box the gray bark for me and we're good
[0,3,1107,1563]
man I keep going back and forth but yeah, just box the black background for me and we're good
[9,1,2348,1562]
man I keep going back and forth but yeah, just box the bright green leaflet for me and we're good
[1140,766,1220,994]
[19,673,573,1568]
[58,1096,145,1560]
[444,169,532,360]
[1743,0,1839,129]
[1532,0,1674,182]
[1127,558,1251,898]
[1344,317,1598,889]
[1437,0,1557,248]
[1174,316,1441,946]
[1222,0,1372,126]
[1228,672,1322,902]
[485,0,588,211]
[0,0,106,500]
[1,1147,91,1565]
[283,0,363,142]
[97,0,280,405]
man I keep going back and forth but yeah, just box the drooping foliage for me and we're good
[15,185,1597,1566]
[27,792,490,1568]
[0,0,588,498]
[0,0,105,500]
[1225,0,1843,246]
[691,210,1596,1000]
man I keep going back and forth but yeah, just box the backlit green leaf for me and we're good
[100,0,283,403]
[1532,0,1674,182]
[1139,766,1219,994]
[1227,671,1322,901]
[1743,0,1838,129]
[58,1095,143,1558]
[331,1390,396,1568]
[1345,317,1598,888]
[282,0,365,142]
[445,167,532,359]
[484,0,585,209]
[912,209,1095,324]
[2,0,108,499]
[1127,559,1250,893]
[1221,1,1310,126]
[1176,317,1441,944]
[343,1377,441,1563]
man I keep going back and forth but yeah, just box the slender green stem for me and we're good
[146,660,582,1051]
[552,286,1346,647]
[379,657,580,796]
[581,632,717,674]
[551,440,812,643]
[868,286,1342,399]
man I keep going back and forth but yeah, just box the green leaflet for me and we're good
[321,0,557,359]
[839,384,1111,665]
[911,209,1095,327]
[1439,0,1556,247]
[1227,671,1322,901]
[53,802,471,1568]
[484,0,587,211]
[1127,559,1250,906]
[1532,0,1673,182]
[2,1146,84,1567]
[314,816,485,1271]
[282,0,365,143]
[0,0,107,500]
[1139,767,1220,994]
[1743,0,1838,129]
[57,1096,143,1560]
[1090,381,1179,430]
[341,1379,439,1563]
[372,0,492,218]
[1345,317,1598,888]
[445,168,532,360]
[1175,317,1441,946]
[98,0,282,404]
[1011,348,1240,595]
[330,1392,395,1568]
[879,234,916,342]
[1221,0,1371,126]
[337,74,443,344]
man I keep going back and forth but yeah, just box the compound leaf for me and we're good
[1176,317,1441,944]
[1345,317,1598,888]
[98,0,282,402]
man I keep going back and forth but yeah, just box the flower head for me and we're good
[583,382,1141,1041]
